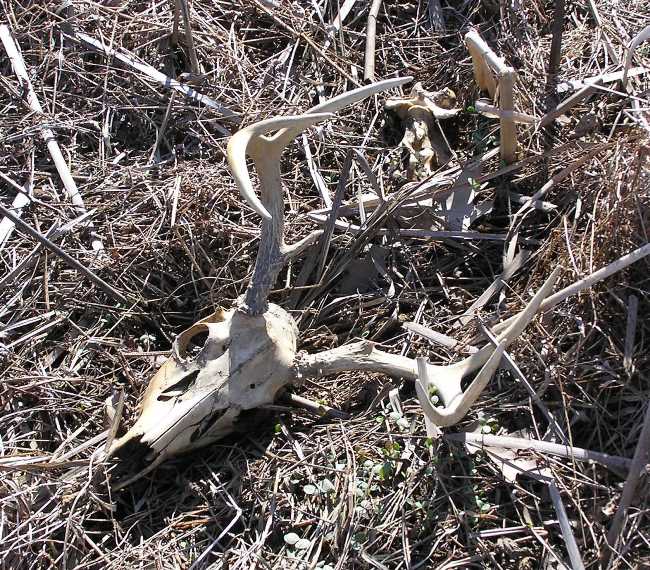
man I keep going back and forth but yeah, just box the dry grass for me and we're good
[1,0,649,568]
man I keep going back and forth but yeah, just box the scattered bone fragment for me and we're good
[464,29,518,163]
[385,82,459,179]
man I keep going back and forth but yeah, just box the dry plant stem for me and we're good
[171,0,180,46]
[178,0,200,74]
[464,30,498,96]
[286,393,350,419]
[547,0,566,88]
[622,24,650,89]
[403,321,472,351]
[70,31,238,126]
[547,480,585,570]
[492,242,650,336]
[449,433,632,472]
[0,24,103,251]
[499,70,517,163]
[0,202,128,305]
[364,0,383,81]
[538,81,601,128]
[602,400,650,565]
[0,183,31,248]
[623,294,639,372]
[464,29,517,163]
[557,66,648,94]
[475,100,538,124]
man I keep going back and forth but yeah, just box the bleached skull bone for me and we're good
[108,304,297,467]
[108,76,559,488]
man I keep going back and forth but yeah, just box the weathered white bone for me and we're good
[109,75,562,487]
[414,266,560,427]
[109,79,412,485]
[108,305,298,488]
[228,113,335,315]
[296,267,561,429]
[385,82,459,179]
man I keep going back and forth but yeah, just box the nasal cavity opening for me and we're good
[177,325,210,360]
[158,370,199,401]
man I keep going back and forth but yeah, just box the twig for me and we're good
[547,480,585,570]
[0,181,31,249]
[285,393,350,420]
[622,24,650,89]
[171,0,180,46]
[556,66,648,94]
[316,150,353,281]
[623,294,639,373]
[178,0,200,74]
[539,81,602,128]
[546,0,566,91]
[0,202,128,305]
[148,91,177,164]
[492,242,650,335]
[0,24,104,251]
[364,0,383,82]
[475,99,538,124]
[602,401,650,565]
[445,433,632,472]
[67,30,239,127]
[499,70,517,163]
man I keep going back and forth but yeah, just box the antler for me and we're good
[295,267,561,427]
[414,266,561,427]
[227,77,412,315]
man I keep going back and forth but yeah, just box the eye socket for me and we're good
[186,330,209,358]
[249,383,256,390]
[176,325,209,359]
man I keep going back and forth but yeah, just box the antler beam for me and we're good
[228,77,413,315]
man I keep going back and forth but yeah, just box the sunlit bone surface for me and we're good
[109,77,559,488]
[385,81,460,179]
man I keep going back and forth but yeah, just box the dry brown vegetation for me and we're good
[1,0,649,568]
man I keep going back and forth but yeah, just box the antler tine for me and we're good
[227,113,335,315]
[415,266,562,427]
[415,342,506,427]
[227,113,334,220]
[270,77,413,148]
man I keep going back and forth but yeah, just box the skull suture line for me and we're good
[109,77,560,488]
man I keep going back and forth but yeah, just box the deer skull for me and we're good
[108,78,415,485]
[108,305,297,482]
[109,76,560,488]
